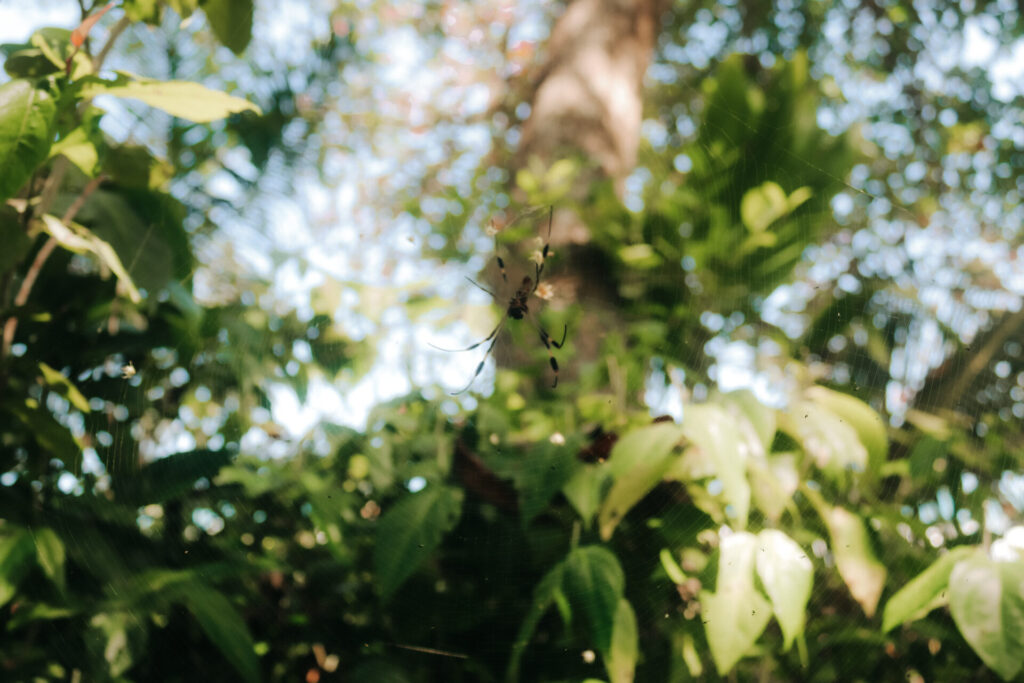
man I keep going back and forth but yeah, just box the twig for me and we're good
[1,174,107,359]
[92,15,130,72]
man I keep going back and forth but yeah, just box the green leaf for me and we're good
[0,529,35,606]
[118,449,234,505]
[40,214,143,303]
[81,75,260,123]
[949,555,1024,680]
[823,505,886,617]
[783,399,868,475]
[38,362,90,413]
[3,48,63,79]
[0,204,31,274]
[182,583,261,682]
[0,79,56,204]
[49,125,100,176]
[604,598,638,683]
[597,422,684,540]
[719,389,777,451]
[682,404,752,529]
[806,386,887,476]
[701,532,772,675]
[7,398,81,468]
[562,546,626,652]
[507,559,565,682]
[74,187,193,293]
[882,546,978,633]
[32,527,66,592]
[374,485,463,599]
[755,529,812,650]
[201,0,255,54]
[562,462,608,528]
[509,442,577,525]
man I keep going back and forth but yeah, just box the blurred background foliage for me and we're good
[1,0,1024,681]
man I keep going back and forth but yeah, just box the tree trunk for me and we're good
[508,0,666,382]
[518,0,665,191]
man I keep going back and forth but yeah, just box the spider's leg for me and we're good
[532,206,554,292]
[464,276,496,299]
[496,254,509,283]
[450,329,502,395]
[429,319,504,353]
[529,316,567,388]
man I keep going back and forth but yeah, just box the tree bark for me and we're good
[508,0,667,379]
[518,0,666,191]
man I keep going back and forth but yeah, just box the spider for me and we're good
[432,207,567,394]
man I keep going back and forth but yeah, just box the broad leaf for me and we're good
[201,0,255,54]
[81,75,260,123]
[507,559,565,682]
[32,526,66,592]
[374,485,463,599]
[823,506,886,617]
[0,529,35,606]
[562,546,626,652]
[682,404,751,529]
[701,532,772,675]
[117,449,234,505]
[755,529,812,650]
[882,545,977,633]
[784,399,867,474]
[949,555,1024,680]
[40,214,143,303]
[604,598,638,683]
[182,583,261,682]
[0,79,56,203]
[563,462,609,528]
[806,386,887,477]
[597,422,684,540]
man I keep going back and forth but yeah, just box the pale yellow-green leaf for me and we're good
[38,362,90,413]
[824,506,887,617]
[49,127,99,175]
[40,215,142,303]
[604,598,638,683]
[755,529,813,650]
[701,532,772,675]
[82,78,260,123]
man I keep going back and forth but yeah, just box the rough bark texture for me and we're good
[518,0,665,190]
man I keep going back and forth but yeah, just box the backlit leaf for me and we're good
[755,529,812,650]
[81,75,260,123]
[882,545,977,633]
[701,532,772,674]
[949,555,1024,680]
[0,79,56,203]
[597,422,684,540]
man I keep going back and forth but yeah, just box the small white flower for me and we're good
[535,282,555,301]
[121,362,136,379]
[549,431,565,445]
[529,250,545,266]
[485,220,500,237]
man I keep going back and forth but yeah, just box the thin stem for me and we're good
[92,15,131,72]
[1,174,106,359]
